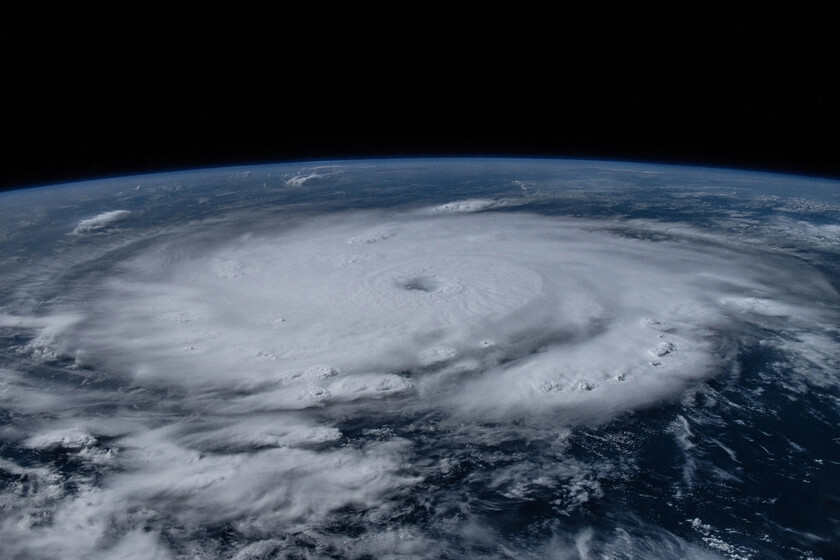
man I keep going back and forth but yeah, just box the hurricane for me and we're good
[1,159,838,559]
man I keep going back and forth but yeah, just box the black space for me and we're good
[2,5,839,191]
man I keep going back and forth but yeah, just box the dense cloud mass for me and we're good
[63,211,834,422]
[1,162,839,559]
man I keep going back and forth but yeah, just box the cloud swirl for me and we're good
[1,188,838,558]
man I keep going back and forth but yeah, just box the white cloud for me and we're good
[427,198,507,213]
[24,427,97,450]
[72,210,130,234]
[284,167,339,187]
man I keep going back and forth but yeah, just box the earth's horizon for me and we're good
[1,158,838,559]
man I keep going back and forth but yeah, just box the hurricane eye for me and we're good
[400,276,439,293]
